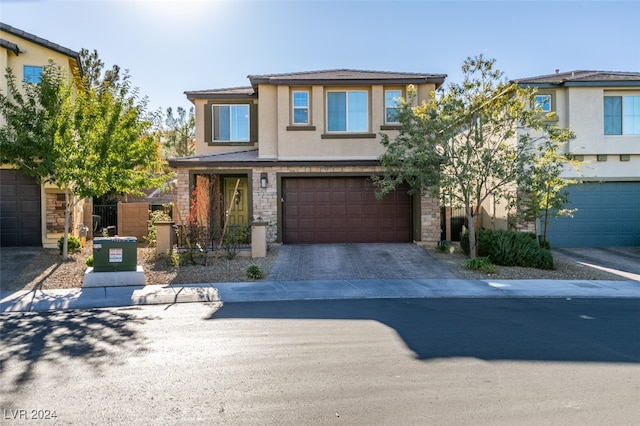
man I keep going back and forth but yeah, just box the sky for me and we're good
[1,0,639,114]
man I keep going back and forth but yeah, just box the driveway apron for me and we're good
[269,243,458,281]
[0,247,41,288]
[553,247,640,280]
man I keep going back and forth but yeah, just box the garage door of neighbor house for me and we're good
[544,182,640,248]
[0,169,42,247]
[282,177,412,244]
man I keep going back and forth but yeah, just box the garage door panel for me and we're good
[283,177,412,243]
[1,170,42,247]
[546,182,640,248]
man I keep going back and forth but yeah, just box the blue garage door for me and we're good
[544,182,640,248]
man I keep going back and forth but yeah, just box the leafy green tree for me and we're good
[510,135,581,247]
[0,52,165,259]
[162,106,195,158]
[375,55,575,257]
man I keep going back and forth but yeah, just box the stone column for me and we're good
[251,221,268,258]
[155,221,175,255]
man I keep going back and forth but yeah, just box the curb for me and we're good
[2,279,639,313]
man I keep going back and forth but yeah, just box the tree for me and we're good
[0,52,165,259]
[375,55,575,257]
[162,106,195,158]
[510,134,581,247]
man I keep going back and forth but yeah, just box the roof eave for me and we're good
[168,157,381,168]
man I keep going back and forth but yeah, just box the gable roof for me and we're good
[0,22,80,64]
[248,69,447,88]
[515,70,640,88]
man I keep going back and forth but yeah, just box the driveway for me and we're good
[0,247,41,288]
[553,247,640,281]
[269,243,457,281]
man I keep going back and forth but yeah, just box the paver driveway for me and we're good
[269,243,457,281]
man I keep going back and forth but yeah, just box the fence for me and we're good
[92,204,117,233]
[440,206,467,241]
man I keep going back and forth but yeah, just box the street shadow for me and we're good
[207,298,640,363]
[0,308,154,405]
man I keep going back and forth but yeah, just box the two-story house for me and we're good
[486,70,640,248]
[0,23,86,248]
[169,70,446,245]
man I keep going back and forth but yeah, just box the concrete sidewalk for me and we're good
[2,278,639,313]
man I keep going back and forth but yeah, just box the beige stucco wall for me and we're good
[192,82,438,161]
[561,87,640,178]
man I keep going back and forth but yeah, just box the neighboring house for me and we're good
[169,69,446,245]
[0,22,88,248]
[486,70,640,248]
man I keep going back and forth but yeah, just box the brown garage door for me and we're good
[283,177,412,244]
[0,170,42,246]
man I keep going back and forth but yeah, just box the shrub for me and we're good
[85,255,94,267]
[436,240,452,253]
[464,256,497,274]
[58,235,81,255]
[461,229,554,270]
[245,264,263,280]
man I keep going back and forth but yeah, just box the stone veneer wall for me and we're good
[46,192,70,234]
[175,166,440,244]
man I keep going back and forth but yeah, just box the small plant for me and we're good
[245,264,263,280]
[464,256,498,274]
[85,255,94,267]
[436,240,452,253]
[166,250,181,267]
[58,235,81,255]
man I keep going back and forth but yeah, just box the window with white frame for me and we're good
[385,89,402,124]
[23,65,43,84]
[292,90,309,124]
[604,95,640,135]
[212,105,250,142]
[326,90,368,132]
[534,94,552,112]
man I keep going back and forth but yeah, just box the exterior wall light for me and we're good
[260,173,268,188]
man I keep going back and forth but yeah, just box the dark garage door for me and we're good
[283,177,412,244]
[0,169,42,247]
[545,182,640,248]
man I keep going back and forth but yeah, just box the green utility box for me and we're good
[92,237,138,272]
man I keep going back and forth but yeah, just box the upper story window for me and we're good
[385,89,402,124]
[292,90,310,125]
[23,65,43,84]
[212,104,250,142]
[534,94,552,112]
[604,95,640,135]
[326,90,368,132]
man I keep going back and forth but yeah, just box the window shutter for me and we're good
[204,102,212,143]
[250,104,258,142]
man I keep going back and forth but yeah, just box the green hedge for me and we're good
[461,229,554,270]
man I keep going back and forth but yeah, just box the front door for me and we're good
[223,177,249,226]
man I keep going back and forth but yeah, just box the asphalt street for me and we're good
[1,298,638,425]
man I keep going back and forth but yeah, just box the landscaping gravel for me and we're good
[4,241,624,292]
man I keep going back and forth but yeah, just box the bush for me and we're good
[464,256,497,274]
[245,264,263,280]
[461,229,554,270]
[58,235,81,255]
[436,240,452,253]
[85,255,94,267]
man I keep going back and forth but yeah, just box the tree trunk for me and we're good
[62,186,71,261]
[542,185,551,247]
[465,203,477,259]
